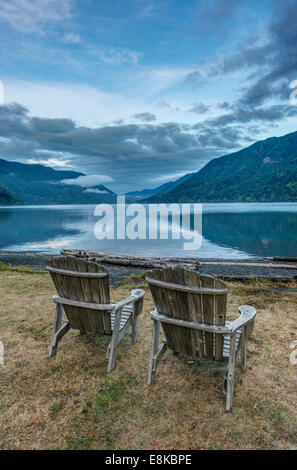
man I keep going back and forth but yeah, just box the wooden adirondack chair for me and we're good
[146,267,256,411]
[47,256,145,372]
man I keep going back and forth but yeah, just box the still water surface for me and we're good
[0,203,296,259]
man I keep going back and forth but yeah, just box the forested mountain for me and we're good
[0,158,116,204]
[143,131,297,203]
[126,172,194,200]
[0,186,19,205]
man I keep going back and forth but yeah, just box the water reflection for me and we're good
[202,209,297,258]
[0,206,85,249]
[0,203,296,258]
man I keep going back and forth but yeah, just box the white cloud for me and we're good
[4,77,196,127]
[136,67,191,97]
[28,149,77,168]
[27,158,72,168]
[61,174,114,187]
[0,136,11,144]
[89,46,142,66]
[84,188,109,194]
[4,64,232,129]
[4,80,139,126]
[62,32,81,44]
[0,0,73,34]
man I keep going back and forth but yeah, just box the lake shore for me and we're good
[1,250,297,283]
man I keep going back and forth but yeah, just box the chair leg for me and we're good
[131,317,138,344]
[131,300,138,344]
[225,334,237,411]
[148,319,161,385]
[107,308,122,373]
[49,304,70,357]
[131,297,143,344]
[240,327,247,371]
[49,303,63,357]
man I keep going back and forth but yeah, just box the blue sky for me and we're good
[0,0,297,193]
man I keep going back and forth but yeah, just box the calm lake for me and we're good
[0,202,296,259]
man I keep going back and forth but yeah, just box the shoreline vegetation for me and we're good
[0,268,296,449]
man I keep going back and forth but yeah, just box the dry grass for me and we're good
[0,270,296,450]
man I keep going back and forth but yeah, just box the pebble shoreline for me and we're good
[1,251,297,285]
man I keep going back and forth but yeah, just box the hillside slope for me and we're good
[126,172,194,200]
[0,158,116,204]
[144,131,297,203]
[0,186,19,205]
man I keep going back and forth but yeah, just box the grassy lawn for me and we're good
[0,269,296,450]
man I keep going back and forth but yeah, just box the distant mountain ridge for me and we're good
[2,129,297,206]
[126,172,194,200]
[144,130,297,203]
[0,158,116,205]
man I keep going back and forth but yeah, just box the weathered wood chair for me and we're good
[47,256,145,372]
[146,267,256,411]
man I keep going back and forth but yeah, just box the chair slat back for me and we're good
[146,267,227,361]
[47,256,112,335]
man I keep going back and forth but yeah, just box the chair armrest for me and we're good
[112,289,145,313]
[229,305,257,333]
[150,308,232,334]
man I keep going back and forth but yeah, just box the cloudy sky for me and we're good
[0,0,297,193]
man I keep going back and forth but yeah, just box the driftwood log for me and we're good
[61,249,201,270]
[264,257,297,263]
[62,249,297,271]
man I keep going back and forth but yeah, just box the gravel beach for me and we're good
[1,251,297,284]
